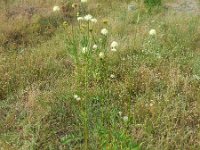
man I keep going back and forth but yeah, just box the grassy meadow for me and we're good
[0,0,200,149]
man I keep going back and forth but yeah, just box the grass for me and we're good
[0,0,200,149]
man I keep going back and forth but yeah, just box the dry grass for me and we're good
[0,0,200,149]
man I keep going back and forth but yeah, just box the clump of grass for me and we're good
[144,0,162,8]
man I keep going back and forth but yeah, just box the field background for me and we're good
[0,0,200,149]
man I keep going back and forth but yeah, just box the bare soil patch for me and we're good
[165,0,200,14]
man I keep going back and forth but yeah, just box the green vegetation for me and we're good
[144,0,162,7]
[0,0,200,149]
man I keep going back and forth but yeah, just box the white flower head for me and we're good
[123,116,128,122]
[110,74,115,79]
[111,41,119,48]
[150,103,153,107]
[110,41,119,51]
[77,17,84,21]
[76,97,81,101]
[91,18,97,23]
[119,111,122,116]
[73,94,81,101]
[92,44,98,50]
[101,28,108,35]
[82,47,88,54]
[73,94,79,99]
[84,14,93,21]
[81,0,87,3]
[53,6,60,12]
[149,29,156,36]
[99,52,105,59]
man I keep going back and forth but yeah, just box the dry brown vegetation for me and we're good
[0,0,200,149]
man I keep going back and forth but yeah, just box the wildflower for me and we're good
[149,103,153,107]
[149,29,156,36]
[118,111,122,116]
[53,6,60,12]
[110,74,115,79]
[81,0,87,2]
[99,52,105,59]
[91,18,97,23]
[73,94,81,101]
[101,28,108,35]
[82,47,88,54]
[76,97,81,101]
[123,116,128,122]
[84,14,93,21]
[77,17,84,21]
[111,41,119,48]
[92,44,98,50]
[73,94,79,99]
[110,41,118,51]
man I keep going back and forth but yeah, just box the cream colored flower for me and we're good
[110,41,119,52]
[53,6,60,12]
[82,47,88,54]
[73,94,79,99]
[91,18,97,23]
[81,0,87,3]
[76,97,81,101]
[74,94,81,101]
[77,17,84,21]
[99,52,105,59]
[101,28,108,35]
[111,41,118,48]
[110,74,115,79]
[84,14,93,21]
[149,29,156,36]
[123,116,128,122]
[93,44,98,50]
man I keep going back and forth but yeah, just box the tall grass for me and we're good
[0,0,200,149]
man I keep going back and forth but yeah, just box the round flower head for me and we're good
[91,18,97,23]
[73,94,79,99]
[77,17,84,21]
[76,97,81,101]
[93,44,98,50]
[82,47,88,54]
[111,41,118,51]
[123,116,128,122]
[118,111,122,116]
[101,28,108,35]
[99,52,105,59]
[149,29,156,36]
[84,14,93,21]
[110,74,115,79]
[53,6,60,12]
[81,0,87,2]
[111,41,119,48]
